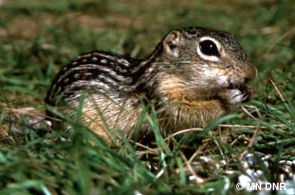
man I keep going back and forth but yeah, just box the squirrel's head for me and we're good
[154,26,257,104]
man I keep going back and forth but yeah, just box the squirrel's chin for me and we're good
[218,86,252,104]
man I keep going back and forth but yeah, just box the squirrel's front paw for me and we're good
[218,86,252,104]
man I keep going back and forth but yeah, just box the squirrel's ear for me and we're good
[163,31,183,57]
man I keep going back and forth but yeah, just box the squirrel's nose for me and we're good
[244,64,257,81]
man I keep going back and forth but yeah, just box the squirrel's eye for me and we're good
[199,40,220,56]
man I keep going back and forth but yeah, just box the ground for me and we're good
[0,0,295,194]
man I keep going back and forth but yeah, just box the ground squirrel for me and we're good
[45,26,257,145]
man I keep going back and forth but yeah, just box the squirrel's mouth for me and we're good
[218,84,252,104]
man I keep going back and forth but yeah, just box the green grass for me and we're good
[1,0,295,194]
